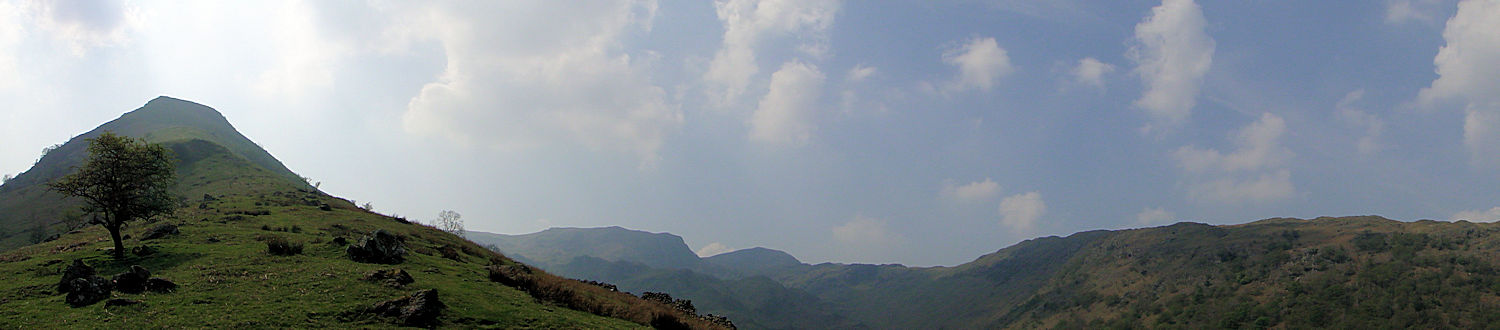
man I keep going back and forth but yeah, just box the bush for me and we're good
[266,236,304,256]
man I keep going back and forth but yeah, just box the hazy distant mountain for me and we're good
[468,226,704,270]
[703,247,802,277]
[475,217,1500,328]
[0,98,710,328]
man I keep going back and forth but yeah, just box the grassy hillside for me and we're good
[0,97,306,250]
[0,98,725,328]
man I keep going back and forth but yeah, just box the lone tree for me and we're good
[49,132,177,258]
[433,210,464,237]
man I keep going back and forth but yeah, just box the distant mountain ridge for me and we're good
[472,216,1500,328]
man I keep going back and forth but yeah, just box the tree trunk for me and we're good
[108,224,125,258]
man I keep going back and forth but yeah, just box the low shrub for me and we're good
[266,236,304,256]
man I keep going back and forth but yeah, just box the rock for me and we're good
[346,229,407,264]
[105,298,143,307]
[362,269,415,287]
[65,277,112,307]
[113,265,152,294]
[146,277,177,293]
[132,245,157,256]
[140,224,179,240]
[369,289,445,327]
[319,203,333,211]
[330,237,347,246]
[58,260,98,294]
[703,314,737,330]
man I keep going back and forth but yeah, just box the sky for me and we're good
[1,0,1499,266]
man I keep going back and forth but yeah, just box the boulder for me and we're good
[346,230,407,264]
[369,289,445,327]
[362,268,415,287]
[140,224,179,240]
[58,260,98,293]
[113,265,152,294]
[65,277,112,307]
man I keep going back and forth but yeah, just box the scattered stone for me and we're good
[105,298,143,307]
[202,194,217,202]
[146,277,177,293]
[319,203,333,211]
[362,269,415,287]
[369,289,445,327]
[140,224,179,240]
[65,277,111,307]
[346,230,407,264]
[206,236,221,243]
[113,265,152,294]
[58,260,99,293]
[132,245,157,256]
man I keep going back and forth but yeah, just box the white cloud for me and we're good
[1128,0,1214,130]
[1173,113,1296,203]
[941,178,1001,203]
[1173,112,1291,173]
[750,60,825,145]
[1386,0,1443,24]
[832,215,904,246]
[706,0,840,107]
[1454,207,1500,222]
[399,1,683,167]
[1336,90,1384,155]
[0,1,22,89]
[999,191,1045,233]
[696,242,735,257]
[1135,207,1175,226]
[942,37,1014,93]
[846,64,877,82]
[1418,0,1500,165]
[1071,57,1115,89]
[26,0,139,56]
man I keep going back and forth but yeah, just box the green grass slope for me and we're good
[0,98,723,328]
[0,96,306,250]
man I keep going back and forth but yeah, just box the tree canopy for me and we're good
[49,132,177,258]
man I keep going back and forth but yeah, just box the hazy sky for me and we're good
[2,0,1498,266]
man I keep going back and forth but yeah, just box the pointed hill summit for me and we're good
[0,97,726,328]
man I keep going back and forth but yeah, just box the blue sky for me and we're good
[1,0,1498,266]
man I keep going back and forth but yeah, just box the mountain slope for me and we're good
[474,217,1500,329]
[469,226,704,270]
[0,97,721,328]
[0,97,306,250]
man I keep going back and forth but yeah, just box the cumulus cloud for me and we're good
[1417,0,1500,165]
[1136,207,1175,226]
[942,37,1014,93]
[1454,207,1500,222]
[1071,57,1115,89]
[750,60,825,145]
[399,1,682,167]
[1128,0,1214,130]
[941,178,1001,203]
[832,215,904,246]
[696,242,735,257]
[1173,113,1296,203]
[999,191,1045,233]
[1336,90,1384,155]
[706,0,839,107]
